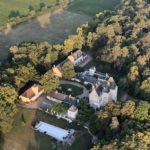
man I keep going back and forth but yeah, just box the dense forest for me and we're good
[0,0,150,149]
[86,0,150,101]
[90,100,150,149]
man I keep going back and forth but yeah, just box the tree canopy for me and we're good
[62,61,76,80]
[0,86,18,133]
[40,70,59,93]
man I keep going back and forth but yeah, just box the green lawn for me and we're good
[0,0,56,25]
[1,107,91,150]
[67,0,121,16]
[60,84,84,96]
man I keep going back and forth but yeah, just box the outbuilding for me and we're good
[33,121,75,145]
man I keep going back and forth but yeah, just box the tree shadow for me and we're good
[0,132,4,150]
[27,142,37,150]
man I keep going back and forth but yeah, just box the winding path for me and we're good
[60,79,89,98]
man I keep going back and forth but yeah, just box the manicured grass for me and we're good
[1,107,91,150]
[60,84,83,96]
[67,0,121,16]
[0,0,56,25]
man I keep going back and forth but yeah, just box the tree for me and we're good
[63,39,74,54]
[105,101,121,116]
[90,145,101,150]
[40,70,59,93]
[128,65,139,81]
[69,35,84,50]
[121,100,135,117]
[40,2,45,10]
[28,5,34,12]
[96,110,111,133]
[62,61,76,80]
[14,64,38,89]
[44,48,58,69]
[87,32,97,48]
[110,117,119,129]
[76,100,94,124]
[140,77,150,100]
[8,10,20,18]
[0,86,18,133]
[134,101,150,121]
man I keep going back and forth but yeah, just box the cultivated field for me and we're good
[67,0,121,16]
[0,0,56,25]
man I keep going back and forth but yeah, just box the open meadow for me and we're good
[0,0,56,25]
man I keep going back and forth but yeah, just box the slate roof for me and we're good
[47,91,77,106]
[94,72,109,80]
[63,97,77,106]
[78,73,97,85]
[47,91,67,101]
[79,69,117,96]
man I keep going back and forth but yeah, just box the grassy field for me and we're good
[60,84,83,96]
[1,108,91,150]
[67,0,121,16]
[0,0,56,26]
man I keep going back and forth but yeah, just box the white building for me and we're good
[67,105,78,120]
[89,82,118,109]
[33,121,75,145]
[79,67,118,109]
[68,50,87,66]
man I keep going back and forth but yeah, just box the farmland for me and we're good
[0,0,56,26]
[67,0,121,16]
